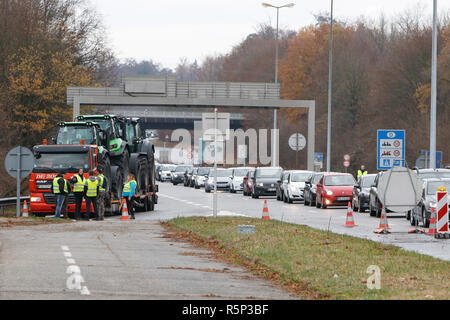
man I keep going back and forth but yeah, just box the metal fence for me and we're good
[0,196,30,216]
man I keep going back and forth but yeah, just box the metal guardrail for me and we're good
[0,196,30,207]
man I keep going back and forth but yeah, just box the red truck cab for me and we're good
[29,143,99,216]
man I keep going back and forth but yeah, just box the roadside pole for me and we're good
[213,108,218,218]
[16,147,21,217]
[429,0,438,169]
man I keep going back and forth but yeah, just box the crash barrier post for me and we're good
[22,200,28,218]
[345,202,356,227]
[374,206,390,234]
[262,199,270,220]
[435,187,450,239]
[120,199,130,221]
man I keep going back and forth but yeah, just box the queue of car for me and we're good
[156,163,450,227]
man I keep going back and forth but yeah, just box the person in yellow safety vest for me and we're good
[357,165,368,179]
[95,167,108,221]
[70,168,86,220]
[83,170,99,221]
[122,173,138,220]
[52,173,71,219]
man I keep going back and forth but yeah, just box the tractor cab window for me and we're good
[57,126,95,145]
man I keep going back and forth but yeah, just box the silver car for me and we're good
[411,178,450,227]
[229,167,253,193]
[284,170,314,203]
[205,168,233,193]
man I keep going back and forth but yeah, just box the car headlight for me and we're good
[257,182,264,187]
[30,197,42,202]
[326,190,333,196]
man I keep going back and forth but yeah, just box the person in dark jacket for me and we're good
[52,173,71,218]
[84,170,99,221]
[71,168,86,220]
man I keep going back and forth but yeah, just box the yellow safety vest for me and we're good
[86,179,99,197]
[98,174,105,192]
[74,175,85,193]
[123,180,136,194]
[53,177,68,194]
[357,170,368,179]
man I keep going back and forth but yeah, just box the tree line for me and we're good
[0,0,448,196]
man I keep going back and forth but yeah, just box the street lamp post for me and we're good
[326,0,333,172]
[262,2,294,167]
[430,0,438,169]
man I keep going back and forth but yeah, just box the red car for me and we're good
[316,173,356,208]
[243,169,255,196]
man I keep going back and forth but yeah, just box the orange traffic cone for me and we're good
[374,206,390,234]
[344,202,356,227]
[120,199,130,221]
[22,200,29,218]
[428,207,437,236]
[262,200,270,220]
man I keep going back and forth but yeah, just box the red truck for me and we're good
[29,141,123,216]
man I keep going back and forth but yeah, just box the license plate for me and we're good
[337,197,350,201]
[268,188,276,192]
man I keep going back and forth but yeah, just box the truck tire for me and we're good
[111,166,124,214]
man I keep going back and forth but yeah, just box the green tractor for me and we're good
[74,114,158,211]
[55,121,110,175]
[75,114,130,177]
[119,117,158,211]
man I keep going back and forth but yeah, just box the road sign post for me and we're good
[5,146,34,217]
[289,133,306,169]
[377,130,405,171]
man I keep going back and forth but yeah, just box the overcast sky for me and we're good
[93,0,449,69]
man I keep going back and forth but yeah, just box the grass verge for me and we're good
[162,216,450,300]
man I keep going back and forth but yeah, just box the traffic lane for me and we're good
[0,225,90,299]
[154,183,450,262]
[0,220,294,299]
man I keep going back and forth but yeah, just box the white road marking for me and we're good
[62,246,90,296]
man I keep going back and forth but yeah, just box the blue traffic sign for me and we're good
[377,130,405,170]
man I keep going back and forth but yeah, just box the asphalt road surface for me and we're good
[1,182,449,300]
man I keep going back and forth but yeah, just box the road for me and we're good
[1,182,449,300]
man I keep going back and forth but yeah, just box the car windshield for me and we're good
[175,166,191,172]
[214,169,232,177]
[312,174,323,184]
[324,175,355,186]
[427,181,450,195]
[34,152,90,172]
[57,126,95,145]
[291,172,313,182]
[256,168,282,178]
[419,172,450,179]
[162,166,175,171]
[197,168,210,175]
[233,169,250,177]
[361,175,376,187]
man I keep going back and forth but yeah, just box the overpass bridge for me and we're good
[97,106,245,130]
